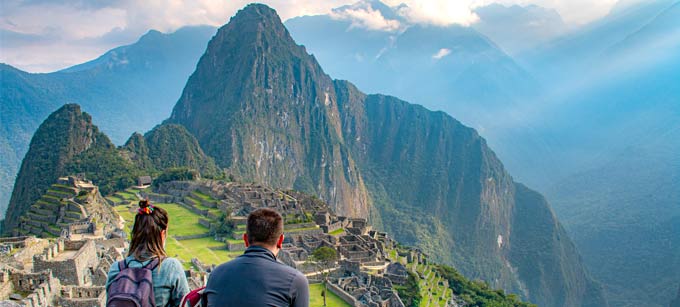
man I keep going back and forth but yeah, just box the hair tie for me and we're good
[137,203,155,215]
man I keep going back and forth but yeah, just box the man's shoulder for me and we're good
[274,260,304,276]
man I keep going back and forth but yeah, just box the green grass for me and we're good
[116,202,205,237]
[116,191,137,200]
[166,237,239,269]
[161,203,211,236]
[309,284,352,307]
[191,190,217,202]
[115,202,210,237]
[328,228,345,236]
[107,196,123,203]
[287,226,319,233]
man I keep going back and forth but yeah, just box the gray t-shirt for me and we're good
[205,246,309,307]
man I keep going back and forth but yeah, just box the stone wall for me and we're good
[58,286,105,307]
[33,240,97,286]
[10,271,60,307]
[286,228,323,237]
[174,234,210,240]
[198,219,212,228]
[327,283,359,306]
[227,241,246,251]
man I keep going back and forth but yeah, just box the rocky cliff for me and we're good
[166,4,606,306]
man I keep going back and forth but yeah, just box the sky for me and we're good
[0,0,620,73]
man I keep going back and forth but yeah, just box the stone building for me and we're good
[0,237,123,307]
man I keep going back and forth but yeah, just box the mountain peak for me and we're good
[223,3,288,38]
[3,103,108,233]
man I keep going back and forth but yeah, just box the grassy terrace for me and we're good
[115,191,138,201]
[106,195,123,203]
[186,196,222,216]
[166,237,241,270]
[415,264,452,307]
[191,190,216,202]
[309,284,352,307]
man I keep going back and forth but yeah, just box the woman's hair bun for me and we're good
[139,199,150,208]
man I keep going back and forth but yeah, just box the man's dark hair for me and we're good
[247,208,284,246]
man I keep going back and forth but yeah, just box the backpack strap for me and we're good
[117,259,128,271]
[144,256,165,270]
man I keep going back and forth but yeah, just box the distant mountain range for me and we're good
[0,26,216,217]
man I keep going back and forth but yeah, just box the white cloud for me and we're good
[387,0,480,26]
[330,7,402,31]
[432,48,452,60]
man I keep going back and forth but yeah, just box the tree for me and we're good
[309,246,338,306]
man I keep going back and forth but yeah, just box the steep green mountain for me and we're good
[126,124,220,176]
[168,4,605,306]
[0,26,216,218]
[3,104,117,232]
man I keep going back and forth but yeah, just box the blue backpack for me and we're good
[107,258,160,307]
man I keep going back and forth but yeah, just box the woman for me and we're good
[106,200,189,307]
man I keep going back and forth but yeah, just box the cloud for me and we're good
[387,0,480,26]
[330,7,402,31]
[432,48,451,60]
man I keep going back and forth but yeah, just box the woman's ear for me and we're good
[243,233,250,247]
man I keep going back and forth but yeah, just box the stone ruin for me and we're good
[16,176,120,239]
[0,237,126,307]
[150,180,306,220]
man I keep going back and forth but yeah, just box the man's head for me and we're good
[244,208,284,254]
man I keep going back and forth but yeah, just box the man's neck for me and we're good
[251,243,279,257]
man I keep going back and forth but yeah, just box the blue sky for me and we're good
[0,0,621,72]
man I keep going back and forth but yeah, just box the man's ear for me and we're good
[276,234,284,249]
[243,233,250,247]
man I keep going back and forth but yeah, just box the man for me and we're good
[205,208,309,307]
